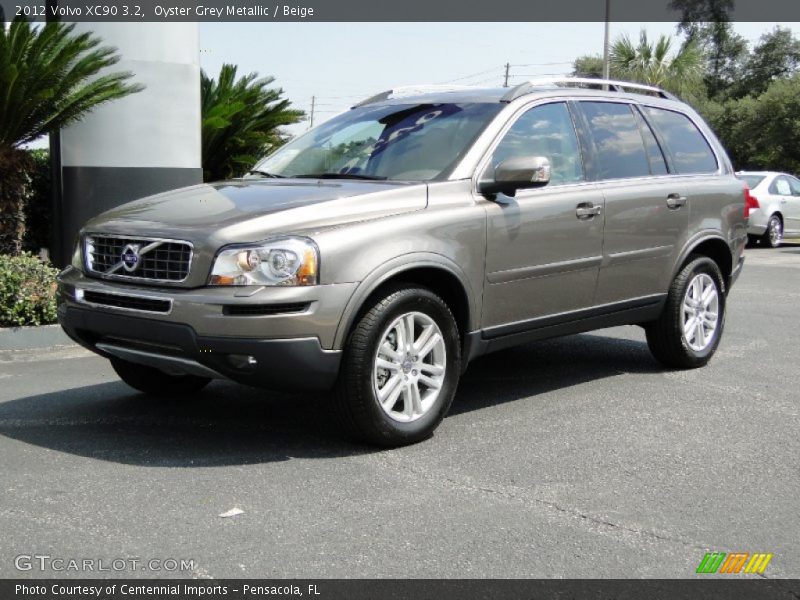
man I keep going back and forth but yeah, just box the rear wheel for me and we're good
[334,286,461,447]
[761,214,783,248]
[645,256,726,369]
[111,358,211,396]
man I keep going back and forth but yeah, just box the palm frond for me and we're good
[201,63,305,181]
[0,18,142,148]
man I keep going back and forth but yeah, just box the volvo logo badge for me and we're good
[121,244,141,272]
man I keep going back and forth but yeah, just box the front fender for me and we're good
[332,253,479,349]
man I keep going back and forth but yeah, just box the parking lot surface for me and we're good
[1,247,799,579]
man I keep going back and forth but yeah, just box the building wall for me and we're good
[57,23,202,264]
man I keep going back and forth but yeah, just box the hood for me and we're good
[84,179,428,244]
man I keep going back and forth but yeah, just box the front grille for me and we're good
[86,235,192,282]
[222,302,310,316]
[82,290,172,313]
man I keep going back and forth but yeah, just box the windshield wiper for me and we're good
[293,172,387,181]
[248,169,285,178]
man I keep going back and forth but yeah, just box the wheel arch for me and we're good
[675,234,734,292]
[333,254,477,352]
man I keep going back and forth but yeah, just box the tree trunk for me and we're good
[0,146,33,256]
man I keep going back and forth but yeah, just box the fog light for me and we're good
[228,354,258,370]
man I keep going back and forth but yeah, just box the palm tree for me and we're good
[610,30,703,97]
[201,64,305,181]
[0,18,142,255]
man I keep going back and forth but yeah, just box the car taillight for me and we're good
[743,184,760,219]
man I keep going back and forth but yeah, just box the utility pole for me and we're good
[602,0,611,81]
[503,63,510,88]
[308,96,315,130]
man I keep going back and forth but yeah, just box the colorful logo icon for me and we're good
[696,552,773,574]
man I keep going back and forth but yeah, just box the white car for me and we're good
[737,171,800,247]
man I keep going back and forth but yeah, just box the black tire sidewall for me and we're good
[350,288,461,444]
[766,215,782,248]
[672,257,726,363]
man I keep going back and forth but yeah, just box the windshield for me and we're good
[250,102,503,182]
[737,174,766,189]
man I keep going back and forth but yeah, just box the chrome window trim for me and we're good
[84,233,194,284]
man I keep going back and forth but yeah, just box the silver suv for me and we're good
[57,78,747,446]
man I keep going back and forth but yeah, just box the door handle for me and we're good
[576,203,602,219]
[666,193,687,209]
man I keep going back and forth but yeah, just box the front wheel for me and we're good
[111,358,211,396]
[645,256,726,369]
[334,286,461,447]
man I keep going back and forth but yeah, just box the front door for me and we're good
[481,101,604,331]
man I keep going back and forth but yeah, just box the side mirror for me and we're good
[479,156,551,197]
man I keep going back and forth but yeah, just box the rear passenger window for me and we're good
[580,102,651,179]
[772,177,792,196]
[643,107,718,174]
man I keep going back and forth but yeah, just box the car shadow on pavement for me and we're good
[1,331,660,466]
[452,331,660,416]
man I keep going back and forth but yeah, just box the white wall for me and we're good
[60,23,201,169]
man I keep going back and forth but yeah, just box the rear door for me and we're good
[575,100,688,305]
[778,176,800,235]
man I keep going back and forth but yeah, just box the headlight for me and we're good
[71,237,83,270]
[209,237,319,286]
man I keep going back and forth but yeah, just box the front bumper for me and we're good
[57,268,353,391]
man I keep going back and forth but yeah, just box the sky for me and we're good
[199,21,800,135]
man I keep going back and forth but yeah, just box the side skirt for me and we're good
[464,295,666,364]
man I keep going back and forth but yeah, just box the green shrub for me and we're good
[22,148,52,254]
[0,253,59,327]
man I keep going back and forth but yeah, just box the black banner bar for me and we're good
[4,0,800,22]
[3,579,800,600]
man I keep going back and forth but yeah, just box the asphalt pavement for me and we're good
[1,247,798,579]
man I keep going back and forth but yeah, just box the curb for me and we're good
[0,324,74,351]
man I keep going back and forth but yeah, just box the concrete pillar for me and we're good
[56,23,202,265]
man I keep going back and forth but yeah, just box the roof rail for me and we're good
[352,84,477,108]
[501,77,676,102]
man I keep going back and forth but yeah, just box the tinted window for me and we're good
[643,107,718,174]
[581,102,651,179]
[770,176,792,196]
[737,174,766,189]
[490,102,583,185]
[632,108,668,175]
[788,176,800,196]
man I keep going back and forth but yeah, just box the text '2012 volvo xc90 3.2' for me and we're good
[58,78,748,447]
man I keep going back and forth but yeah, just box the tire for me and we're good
[761,214,783,248]
[334,285,461,447]
[645,256,726,369]
[111,358,211,396]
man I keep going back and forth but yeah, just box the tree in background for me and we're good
[201,64,305,182]
[0,18,142,256]
[609,30,703,97]
[671,0,748,99]
[572,55,604,78]
[707,75,800,173]
[737,27,800,97]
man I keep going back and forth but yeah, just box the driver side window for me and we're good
[490,102,584,186]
